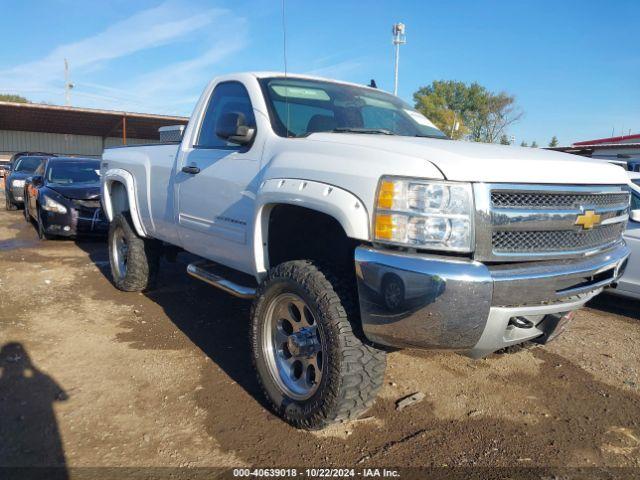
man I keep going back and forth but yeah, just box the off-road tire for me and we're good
[5,194,17,211]
[251,260,386,429]
[108,213,160,292]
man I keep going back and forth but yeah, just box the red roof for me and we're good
[573,133,640,146]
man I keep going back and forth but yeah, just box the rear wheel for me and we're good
[108,213,160,291]
[251,260,386,429]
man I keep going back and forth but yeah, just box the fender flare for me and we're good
[253,178,370,276]
[101,168,148,237]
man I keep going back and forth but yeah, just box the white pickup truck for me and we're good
[101,72,631,429]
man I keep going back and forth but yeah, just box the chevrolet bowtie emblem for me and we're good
[575,210,601,230]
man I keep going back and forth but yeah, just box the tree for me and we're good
[520,141,528,147]
[413,80,523,143]
[548,136,559,147]
[0,93,28,103]
[499,134,511,145]
[531,141,538,148]
[412,81,472,139]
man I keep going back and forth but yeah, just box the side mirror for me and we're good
[31,175,43,186]
[216,112,255,145]
[630,209,640,223]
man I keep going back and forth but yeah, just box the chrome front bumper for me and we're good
[10,185,24,203]
[354,242,630,358]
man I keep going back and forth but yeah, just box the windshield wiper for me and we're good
[414,134,449,139]
[331,127,395,135]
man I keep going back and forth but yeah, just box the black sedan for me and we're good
[23,157,108,239]
[5,155,49,210]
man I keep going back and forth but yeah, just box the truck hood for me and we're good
[307,133,628,185]
[47,183,101,200]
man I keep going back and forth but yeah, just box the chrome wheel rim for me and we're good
[263,293,324,400]
[111,227,128,279]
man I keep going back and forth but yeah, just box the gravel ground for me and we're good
[0,198,639,476]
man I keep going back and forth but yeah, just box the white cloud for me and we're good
[0,1,248,115]
[304,59,365,81]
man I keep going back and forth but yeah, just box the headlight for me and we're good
[42,195,67,214]
[12,179,25,188]
[374,177,474,252]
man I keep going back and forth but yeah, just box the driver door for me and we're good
[176,81,261,273]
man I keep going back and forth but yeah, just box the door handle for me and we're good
[182,165,200,175]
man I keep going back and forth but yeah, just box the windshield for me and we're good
[14,156,44,173]
[260,77,448,139]
[46,162,100,185]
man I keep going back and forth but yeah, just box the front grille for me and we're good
[73,199,101,209]
[492,223,626,253]
[475,184,629,261]
[491,191,629,210]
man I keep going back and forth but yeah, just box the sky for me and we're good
[1,0,638,146]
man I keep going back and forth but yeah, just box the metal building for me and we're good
[549,133,640,166]
[0,101,188,161]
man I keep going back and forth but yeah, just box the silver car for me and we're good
[609,172,640,299]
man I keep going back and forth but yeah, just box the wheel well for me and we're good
[267,204,358,273]
[109,181,130,215]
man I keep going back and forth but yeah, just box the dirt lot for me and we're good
[1,195,639,475]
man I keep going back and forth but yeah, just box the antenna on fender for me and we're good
[281,0,288,77]
[281,0,290,136]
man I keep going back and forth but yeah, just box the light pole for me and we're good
[392,23,406,96]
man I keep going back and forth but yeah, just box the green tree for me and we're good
[531,141,538,148]
[499,134,511,145]
[413,80,522,143]
[412,81,473,139]
[548,135,559,147]
[520,140,528,147]
[0,93,28,103]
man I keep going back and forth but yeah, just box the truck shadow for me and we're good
[587,292,640,322]
[110,251,268,408]
[74,236,640,468]
[97,251,640,469]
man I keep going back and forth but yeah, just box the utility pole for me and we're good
[392,23,406,96]
[64,58,75,106]
[450,111,459,137]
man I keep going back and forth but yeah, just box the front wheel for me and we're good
[251,260,386,429]
[37,209,54,240]
[108,213,160,291]
[5,193,17,211]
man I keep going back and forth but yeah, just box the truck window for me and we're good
[260,77,447,139]
[197,81,256,149]
[273,102,335,137]
[631,190,640,210]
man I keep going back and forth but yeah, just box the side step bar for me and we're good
[187,260,256,299]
